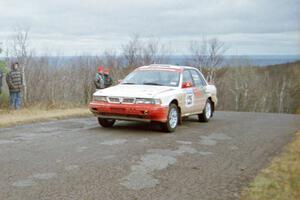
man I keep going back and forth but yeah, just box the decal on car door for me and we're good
[193,88,201,97]
[185,88,194,107]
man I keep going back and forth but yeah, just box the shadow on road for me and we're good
[87,116,211,135]
[88,121,165,135]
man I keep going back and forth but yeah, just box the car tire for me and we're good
[161,104,179,132]
[98,118,116,127]
[198,99,213,122]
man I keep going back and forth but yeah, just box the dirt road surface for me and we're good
[0,111,299,200]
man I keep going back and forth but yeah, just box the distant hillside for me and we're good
[264,61,300,113]
[215,61,300,114]
[178,55,300,67]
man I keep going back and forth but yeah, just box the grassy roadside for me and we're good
[241,130,300,200]
[0,108,92,128]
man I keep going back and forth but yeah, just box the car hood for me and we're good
[94,84,176,98]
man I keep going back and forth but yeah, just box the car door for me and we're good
[189,69,207,112]
[181,70,198,115]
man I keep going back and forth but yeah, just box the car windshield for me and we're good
[122,70,180,87]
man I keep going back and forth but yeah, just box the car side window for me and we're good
[183,70,193,83]
[190,70,207,86]
[190,70,202,87]
[199,73,207,86]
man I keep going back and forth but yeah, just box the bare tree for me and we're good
[102,50,127,81]
[189,38,227,82]
[122,35,170,68]
[141,38,169,65]
[6,26,32,104]
[225,66,258,111]
[122,34,143,67]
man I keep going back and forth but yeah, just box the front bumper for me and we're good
[89,101,168,122]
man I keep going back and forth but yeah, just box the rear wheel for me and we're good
[198,100,213,122]
[161,104,179,132]
[98,118,116,127]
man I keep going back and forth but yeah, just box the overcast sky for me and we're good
[0,0,299,55]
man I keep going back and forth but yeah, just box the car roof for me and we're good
[137,64,197,72]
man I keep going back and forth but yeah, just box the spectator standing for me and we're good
[104,68,113,88]
[6,62,23,109]
[94,66,105,90]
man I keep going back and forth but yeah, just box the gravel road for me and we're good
[0,111,299,200]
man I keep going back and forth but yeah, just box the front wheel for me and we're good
[161,104,179,132]
[198,100,213,122]
[98,118,116,127]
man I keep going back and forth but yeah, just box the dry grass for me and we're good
[0,107,92,128]
[297,107,300,114]
[241,130,300,200]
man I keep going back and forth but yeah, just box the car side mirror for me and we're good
[182,81,193,88]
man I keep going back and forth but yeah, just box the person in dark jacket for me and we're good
[94,66,105,90]
[6,62,23,109]
[104,68,113,88]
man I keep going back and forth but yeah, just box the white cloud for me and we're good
[0,0,299,55]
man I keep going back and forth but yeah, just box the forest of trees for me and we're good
[0,29,299,114]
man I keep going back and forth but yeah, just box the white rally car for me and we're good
[89,64,217,132]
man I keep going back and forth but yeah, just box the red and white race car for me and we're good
[89,64,217,132]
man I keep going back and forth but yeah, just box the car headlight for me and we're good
[135,98,161,105]
[93,96,107,102]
